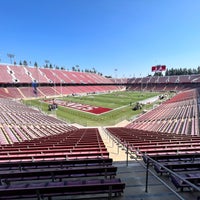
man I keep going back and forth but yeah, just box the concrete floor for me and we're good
[113,160,200,200]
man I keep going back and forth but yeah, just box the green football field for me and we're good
[24,91,161,126]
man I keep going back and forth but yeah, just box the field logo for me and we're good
[66,102,112,114]
[45,99,112,114]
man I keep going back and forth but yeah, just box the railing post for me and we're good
[111,137,114,148]
[145,156,149,193]
[126,143,129,167]
[117,143,119,154]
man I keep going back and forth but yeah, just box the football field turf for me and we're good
[24,91,160,126]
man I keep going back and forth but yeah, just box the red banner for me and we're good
[152,65,166,72]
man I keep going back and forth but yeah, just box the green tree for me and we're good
[23,60,28,66]
[197,66,200,74]
[44,64,48,68]
[153,72,163,76]
[34,62,38,68]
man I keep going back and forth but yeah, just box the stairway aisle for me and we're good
[98,127,127,162]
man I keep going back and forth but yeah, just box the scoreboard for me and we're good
[152,65,166,72]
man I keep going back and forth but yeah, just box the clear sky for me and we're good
[0,0,200,78]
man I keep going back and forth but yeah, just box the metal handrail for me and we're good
[143,154,200,199]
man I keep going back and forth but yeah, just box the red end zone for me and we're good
[45,99,112,114]
[66,102,112,114]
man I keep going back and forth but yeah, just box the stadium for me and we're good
[0,63,200,200]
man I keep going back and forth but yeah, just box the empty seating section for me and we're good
[127,89,199,135]
[0,163,117,184]
[2,64,200,89]
[179,75,191,83]
[0,127,125,199]
[52,69,71,83]
[106,127,200,157]
[9,65,32,83]
[0,64,113,84]
[81,73,99,83]
[0,128,109,162]
[0,98,125,197]
[37,86,60,96]
[0,64,117,99]
[0,88,13,98]
[39,68,61,83]
[0,98,76,144]
[0,65,13,83]
[158,76,169,83]
[0,96,126,198]
[0,64,121,98]
[6,88,24,99]
[0,178,125,199]
[19,87,41,98]
[0,144,125,199]
[190,74,200,82]
[48,85,118,97]
[144,153,200,192]
[66,71,84,83]
[2,63,199,98]
[127,83,179,92]
[164,89,197,103]
[54,86,74,95]
[127,75,200,92]
[106,126,200,194]
[168,76,178,83]
[26,67,49,83]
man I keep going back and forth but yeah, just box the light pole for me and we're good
[60,80,63,97]
[76,65,80,72]
[7,53,15,64]
[44,60,49,68]
[114,68,118,83]
[140,73,143,91]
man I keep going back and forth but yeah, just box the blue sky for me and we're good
[0,0,200,78]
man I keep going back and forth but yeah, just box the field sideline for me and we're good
[24,91,161,126]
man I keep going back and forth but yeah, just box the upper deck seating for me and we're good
[39,68,60,83]
[9,65,32,83]
[0,65,13,83]
[26,67,49,83]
